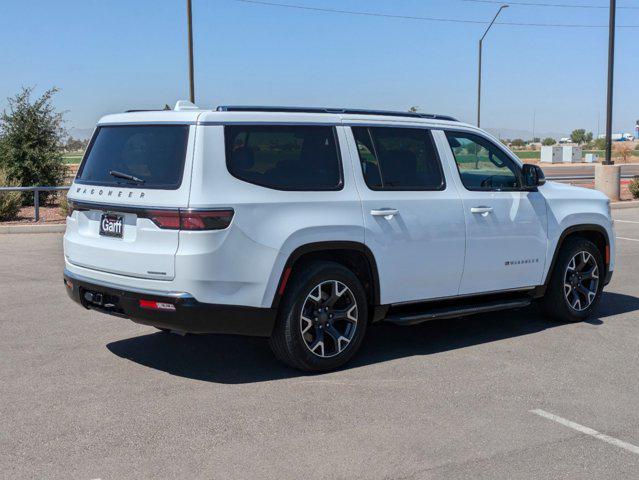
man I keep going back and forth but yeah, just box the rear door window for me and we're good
[76,125,189,189]
[225,125,342,191]
[352,127,445,190]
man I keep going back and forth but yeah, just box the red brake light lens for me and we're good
[146,210,181,229]
[180,210,234,230]
[144,209,233,231]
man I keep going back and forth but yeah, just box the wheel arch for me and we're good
[537,223,610,297]
[271,241,381,311]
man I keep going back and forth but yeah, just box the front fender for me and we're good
[544,212,614,285]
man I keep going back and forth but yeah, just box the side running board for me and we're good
[385,298,532,326]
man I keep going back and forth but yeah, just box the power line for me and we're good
[235,0,639,27]
[236,0,486,24]
[463,0,639,9]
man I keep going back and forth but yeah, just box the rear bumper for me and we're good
[63,269,276,337]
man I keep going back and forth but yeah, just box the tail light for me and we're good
[144,209,234,231]
[180,210,234,230]
[145,210,181,229]
[66,200,89,217]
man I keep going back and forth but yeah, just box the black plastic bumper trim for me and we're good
[604,269,613,286]
[63,272,276,337]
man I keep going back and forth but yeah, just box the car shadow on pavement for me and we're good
[106,291,639,384]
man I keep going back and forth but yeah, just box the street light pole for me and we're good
[187,0,195,103]
[477,5,508,128]
[603,0,616,165]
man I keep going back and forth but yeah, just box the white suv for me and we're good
[63,102,615,371]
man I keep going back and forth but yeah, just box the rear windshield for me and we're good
[76,125,189,189]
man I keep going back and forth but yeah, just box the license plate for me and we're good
[100,213,124,238]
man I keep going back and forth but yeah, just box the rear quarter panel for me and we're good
[184,125,364,308]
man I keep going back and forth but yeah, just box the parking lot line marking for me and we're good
[615,220,639,224]
[616,236,639,242]
[530,409,639,456]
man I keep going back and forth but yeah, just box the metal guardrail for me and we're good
[0,186,70,222]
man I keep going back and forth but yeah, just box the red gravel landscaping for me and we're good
[1,204,67,225]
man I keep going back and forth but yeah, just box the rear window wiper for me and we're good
[109,170,145,184]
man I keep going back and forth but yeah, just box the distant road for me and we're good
[541,164,639,178]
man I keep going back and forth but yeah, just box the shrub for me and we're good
[614,143,633,163]
[59,193,70,217]
[0,169,21,221]
[0,87,66,205]
[629,176,639,200]
[593,138,607,150]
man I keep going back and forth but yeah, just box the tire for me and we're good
[539,236,604,322]
[269,261,368,372]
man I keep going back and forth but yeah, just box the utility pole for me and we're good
[594,0,620,200]
[603,0,615,165]
[187,0,195,103]
[477,4,509,128]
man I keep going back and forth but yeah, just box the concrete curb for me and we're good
[611,200,639,210]
[0,224,65,234]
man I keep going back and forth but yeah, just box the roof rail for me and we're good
[124,109,164,113]
[216,106,458,122]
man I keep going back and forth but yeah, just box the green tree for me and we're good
[570,129,593,145]
[542,137,556,146]
[64,137,88,152]
[511,138,526,148]
[0,87,66,204]
[408,106,419,113]
[593,137,607,150]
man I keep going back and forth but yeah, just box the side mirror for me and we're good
[522,164,546,189]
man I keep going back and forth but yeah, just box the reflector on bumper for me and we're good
[139,299,176,311]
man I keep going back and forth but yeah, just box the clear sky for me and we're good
[1,0,637,138]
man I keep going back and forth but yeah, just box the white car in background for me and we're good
[63,102,615,371]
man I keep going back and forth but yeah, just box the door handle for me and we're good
[470,206,493,216]
[370,208,399,219]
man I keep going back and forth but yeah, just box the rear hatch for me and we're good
[64,123,194,280]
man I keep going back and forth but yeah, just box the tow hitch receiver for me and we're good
[84,291,103,305]
[82,289,120,311]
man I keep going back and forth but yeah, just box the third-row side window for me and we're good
[225,125,342,191]
[352,127,445,191]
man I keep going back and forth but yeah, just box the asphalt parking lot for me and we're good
[2,209,639,479]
